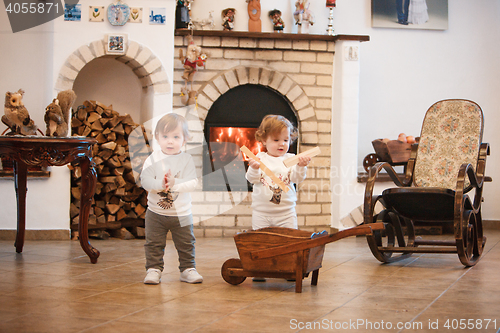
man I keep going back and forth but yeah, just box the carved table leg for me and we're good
[13,161,28,253]
[78,156,100,263]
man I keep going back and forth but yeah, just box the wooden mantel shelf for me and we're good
[175,29,369,42]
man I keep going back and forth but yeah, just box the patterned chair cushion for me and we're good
[413,100,483,189]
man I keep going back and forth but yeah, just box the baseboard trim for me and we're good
[1,221,498,241]
[0,230,70,240]
[483,220,500,230]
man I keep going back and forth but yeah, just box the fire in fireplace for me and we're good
[209,126,263,162]
[202,126,259,192]
[202,84,298,191]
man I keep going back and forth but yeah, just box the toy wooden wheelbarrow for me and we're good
[221,223,384,293]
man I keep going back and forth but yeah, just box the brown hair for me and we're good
[255,114,298,143]
[154,113,191,141]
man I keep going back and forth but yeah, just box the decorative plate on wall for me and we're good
[107,1,130,26]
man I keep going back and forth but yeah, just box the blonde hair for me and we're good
[255,114,298,143]
[154,113,191,141]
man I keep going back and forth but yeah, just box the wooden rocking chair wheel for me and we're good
[221,258,246,285]
[457,210,483,267]
[363,153,381,172]
[367,210,414,263]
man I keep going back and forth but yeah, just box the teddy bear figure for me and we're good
[44,89,77,137]
[2,89,38,135]
[179,35,207,91]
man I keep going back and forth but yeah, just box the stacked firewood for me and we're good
[70,100,152,235]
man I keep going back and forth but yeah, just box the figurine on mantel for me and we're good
[246,0,262,32]
[294,0,315,33]
[192,11,215,30]
[2,89,38,136]
[221,8,235,31]
[269,9,285,33]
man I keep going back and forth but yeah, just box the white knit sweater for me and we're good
[140,150,198,217]
[245,152,307,215]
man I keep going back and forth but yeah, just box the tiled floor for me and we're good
[1,229,500,333]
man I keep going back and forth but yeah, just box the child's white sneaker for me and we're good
[144,268,162,284]
[180,268,203,284]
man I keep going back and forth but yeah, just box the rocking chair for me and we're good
[363,99,490,267]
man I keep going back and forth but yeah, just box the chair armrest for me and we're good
[363,162,412,224]
[456,162,483,212]
[476,143,490,183]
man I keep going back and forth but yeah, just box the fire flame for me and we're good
[209,127,263,161]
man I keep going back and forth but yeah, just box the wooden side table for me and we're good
[0,136,99,263]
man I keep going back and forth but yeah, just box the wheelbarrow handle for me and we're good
[250,223,385,260]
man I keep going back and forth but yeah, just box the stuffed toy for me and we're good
[44,89,77,137]
[179,35,207,91]
[180,87,197,106]
[2,89,38,135]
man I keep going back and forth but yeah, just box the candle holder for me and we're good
[187,0,194,30]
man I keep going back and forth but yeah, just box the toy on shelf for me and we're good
[2,89,38,136]
[269,9,285,32]
[294,0,315,33]
[175,0,190,29]
[193,11,215,30]
[246,0,261,32]
[44,90,77,137]
[221,8,235,31]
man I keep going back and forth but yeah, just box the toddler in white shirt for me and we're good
[245,115,311,230]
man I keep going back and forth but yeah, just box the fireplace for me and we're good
[173,30,368,234]
[202,84,297,191]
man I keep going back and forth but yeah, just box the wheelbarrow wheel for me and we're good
[221,258,246,285]
[363,153,381,172]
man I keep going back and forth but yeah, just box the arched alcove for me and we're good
[56,39,171,126]
[73,57,144,123]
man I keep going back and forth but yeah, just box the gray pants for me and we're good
[144,210,196,272]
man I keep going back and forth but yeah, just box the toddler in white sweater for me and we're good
[245,115,311,230]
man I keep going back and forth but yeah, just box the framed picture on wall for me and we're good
[106,34,128,55]
[149,7,166,25]
[64,3,81,21]
[372,0,448,30]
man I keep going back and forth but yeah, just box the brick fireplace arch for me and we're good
[195,65,316,125]
[54,39,170,95]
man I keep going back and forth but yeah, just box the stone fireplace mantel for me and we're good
[175,29,370,43]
